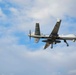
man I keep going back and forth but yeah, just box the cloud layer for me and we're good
[0,0,76,75]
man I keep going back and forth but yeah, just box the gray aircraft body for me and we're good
[28,19,76,49]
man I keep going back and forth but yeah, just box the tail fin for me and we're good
[35,23,40,35]
[35,23,40,43]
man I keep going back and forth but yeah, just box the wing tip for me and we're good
[57,18,61,22]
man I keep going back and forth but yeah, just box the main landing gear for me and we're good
[64,40,69,47]
[50,40,69,49]
[51,44,53,49]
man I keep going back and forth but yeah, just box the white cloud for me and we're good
[0,8,4,16]
[9,7,19,15]
[0,44,76,75]
[68,69,76,75]
[5,0,76,19]
[0,21,76,75]
[4,0,76,34]
[27,0,76,19]
[0,8,7,20]
[0,0,76,75]
[5,0,33,7]
[2,0,76,34]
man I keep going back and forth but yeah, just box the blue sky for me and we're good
[0,0,76,75]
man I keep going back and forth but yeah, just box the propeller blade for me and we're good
[29,30,31,40]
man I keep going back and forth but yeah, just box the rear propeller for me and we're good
[29,30,31,40]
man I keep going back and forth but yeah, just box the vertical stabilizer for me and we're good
[35,23,40,35]
[35,23,40,43]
